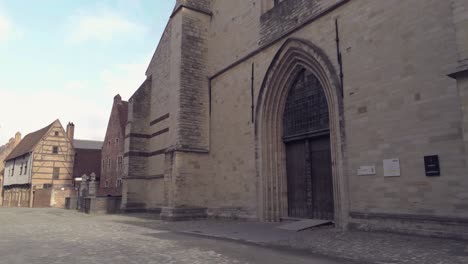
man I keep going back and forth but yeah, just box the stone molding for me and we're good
[255,38,348,228]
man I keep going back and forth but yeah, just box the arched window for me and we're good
[283,69,329,140]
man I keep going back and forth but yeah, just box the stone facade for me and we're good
[0,132,22,206]
[122,0,468,239]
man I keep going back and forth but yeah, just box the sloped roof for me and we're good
[117,101,128,134]
[5,121,54,161]
[73,139,103,150]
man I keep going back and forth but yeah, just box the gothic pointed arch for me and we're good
[255,38,348,227]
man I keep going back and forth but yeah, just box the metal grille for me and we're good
[283,70,329,138]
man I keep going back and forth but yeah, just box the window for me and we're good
[117,156,123,171]
[54,131,59,136]
[53,167,60,180]
[105,180,109,188]
[52,146,59,154]
[24,163,27,175]
[107,157,111,169]
[116,179,122,187]
[20,163,23,175]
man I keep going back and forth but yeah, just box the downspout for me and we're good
[335,18,344,96]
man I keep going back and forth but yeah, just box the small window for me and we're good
[117,156,123,171]
[53,167,60,180]
[24,163,28,175]
[54,131,59,136]
[20,163,23,175]
[116,179,122,187]
[105,180,109,188]
[52,146,59,154]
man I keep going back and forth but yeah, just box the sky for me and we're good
[0,0,176,144]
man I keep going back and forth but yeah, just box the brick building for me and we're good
[121,0,468,239]
[73,139,103,186]
[99,94,128,197]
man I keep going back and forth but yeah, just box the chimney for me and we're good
[114,94,122,103]
[66,122,75,141]
[15,132,21,143]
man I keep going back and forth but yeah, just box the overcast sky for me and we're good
[0,0,175,143]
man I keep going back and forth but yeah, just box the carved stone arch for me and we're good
[255,38,348,228]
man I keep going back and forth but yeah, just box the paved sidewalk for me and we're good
[0,208,356,264]
[114,215,468,264]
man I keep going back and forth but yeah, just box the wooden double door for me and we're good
[285,135,334,220]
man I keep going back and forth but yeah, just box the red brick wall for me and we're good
[99,96,127,197]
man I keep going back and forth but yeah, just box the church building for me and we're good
[122,0,468,239]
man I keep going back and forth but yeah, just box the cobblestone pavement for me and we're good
[113,216,468,264]
[0,208,354,264]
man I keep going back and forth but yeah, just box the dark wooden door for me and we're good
[309,135,334,220]
[286,140,310,218]
[286,135,334,220]
[33,189,52,208]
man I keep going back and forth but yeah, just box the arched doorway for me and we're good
[283,69,334,220]
[255,38,348,227]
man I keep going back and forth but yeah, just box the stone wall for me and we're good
[124,0,468,237]
[207,0,468,234]
[50,187,76,208]
[260,0,345,45]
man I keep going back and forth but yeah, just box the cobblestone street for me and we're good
[0,208,354,264]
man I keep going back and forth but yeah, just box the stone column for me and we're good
[450,0,468,164]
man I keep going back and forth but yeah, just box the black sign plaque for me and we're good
[424,155,440,177]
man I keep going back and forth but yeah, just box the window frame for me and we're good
[53,167,60,180]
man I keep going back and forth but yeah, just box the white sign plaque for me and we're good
[357,166,376,176]
[383,158,401,177]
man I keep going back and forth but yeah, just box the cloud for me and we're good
[0,88,109,144]
[100,62,147,99]
[0,48,151,145]
[0,13,22,42]
[67,9,147,43]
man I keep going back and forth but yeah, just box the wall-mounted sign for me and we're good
[383,158,400,177]
[424,155,440,177]
[357,165,376,176]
